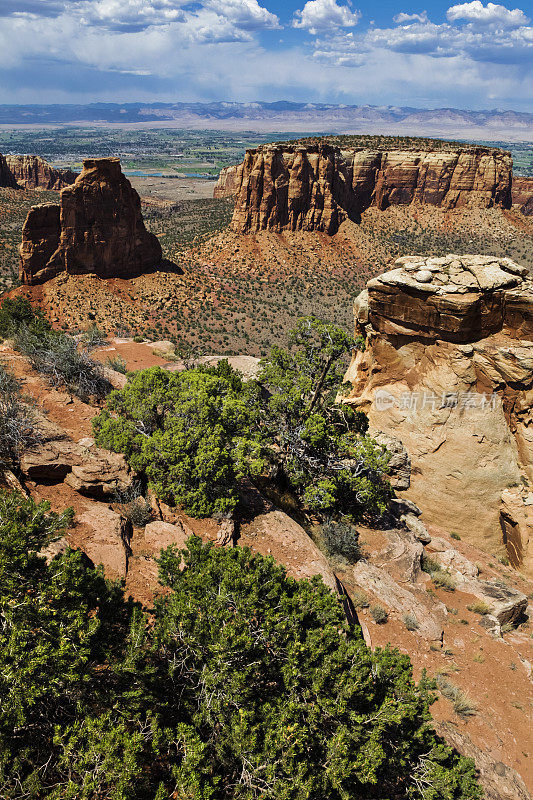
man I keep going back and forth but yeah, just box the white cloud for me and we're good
[447,1,529,27]
[313,9,533,66]
[203,0,279,30]
[293,0,360,35]
[393,11,429,24]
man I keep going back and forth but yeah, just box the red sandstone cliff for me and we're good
[19,157,162,284]
[512,176,533,216]
[0,154,19,188]
[225,144,513,234]
[6,155,77,190]
[213,164,242,198]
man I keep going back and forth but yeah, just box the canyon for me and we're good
[19,157,162,284]
[344,254,533,577]
[218,143,514,234]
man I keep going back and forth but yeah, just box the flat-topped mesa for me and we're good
[231,144,352,234]
[6,155,77,190]
[343,254,533,577]
[227,144,512,234]
[19,157,162,285]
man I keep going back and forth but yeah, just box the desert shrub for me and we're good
[351,589,369,608]
[0,364,39,468]
[437,676,477,718]
[17,325,111,401]
[93,361,265,517]
[422,554,457,591]
[431,570,458,592]
[257,316,392,520]
[403,613,419,631]
[105,355,128,374]
[0,296,41,339]
[81,323,107,350]
[321,518,362,562]
[467,601,492,616]
[421,553,441,573]
[371,604,389,624]
[0,492,482,800]
[113,483,153,526]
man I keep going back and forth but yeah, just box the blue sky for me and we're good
[0,0,531,109]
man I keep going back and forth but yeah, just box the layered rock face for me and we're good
[343,254,533,576]
[6,155,77,190]
[19,158,162,284]
[227,144,512,234]
[512,176,533,216]
[213,164,243,198]
[0,154,19,188]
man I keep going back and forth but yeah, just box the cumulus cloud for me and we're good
[203,0,279,30]
[1,0,279,34]
[393,10,429,23]
[293,0,360,35]
[447,1,529,27]
[313,3,532,67]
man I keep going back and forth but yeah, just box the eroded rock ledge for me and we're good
[222,144,512,234]
[343,254,533,576]
[19,158,162,284]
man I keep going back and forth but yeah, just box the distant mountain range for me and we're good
[0,102,532,141]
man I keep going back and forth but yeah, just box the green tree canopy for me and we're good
[93,317,391,520]
[0,491,481,800]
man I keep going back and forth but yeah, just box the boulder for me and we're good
[463,579,528,626]
[143,520,193,553]
[435,722,533,800]
[20,417,132,497]
[239,509,338,591]
[351,560,443,641]
[76,505,132,579]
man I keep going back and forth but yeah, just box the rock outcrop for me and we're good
[6,155,77,190]
[19,418,133,499]
[343,254,533,576]
[0,154,19,188]
[225,144,512,234]
[213,163,242,198]
[512,176,533,216]
[19,158,162,284]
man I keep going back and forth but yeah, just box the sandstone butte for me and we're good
[19,157,162,284]
[342,253,533,577]
[512,176,533,216]
[0,153,76,190]
[215,143,517,234]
